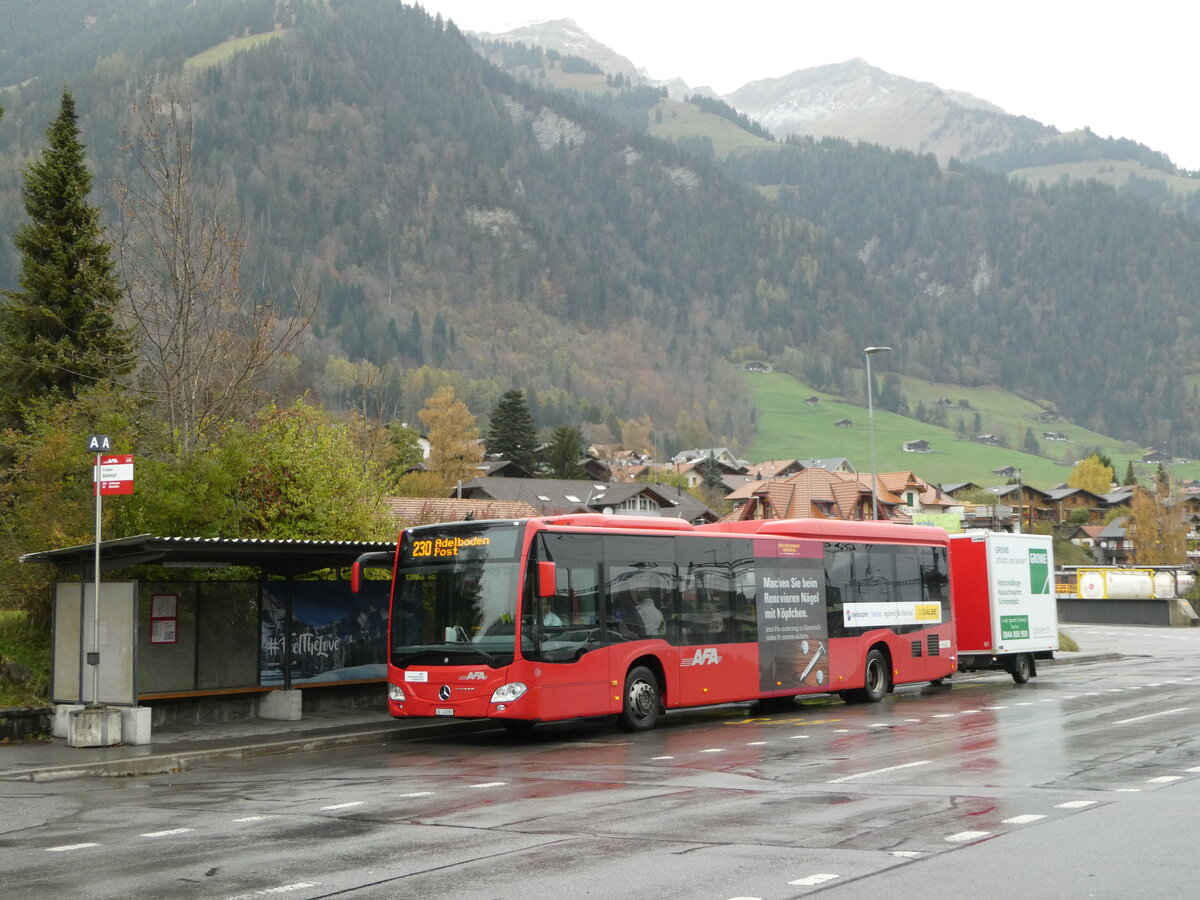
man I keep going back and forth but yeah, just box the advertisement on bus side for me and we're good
[755,539,829,691]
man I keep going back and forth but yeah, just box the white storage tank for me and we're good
[1077,569,1154,600]
[1152,571,1179,599]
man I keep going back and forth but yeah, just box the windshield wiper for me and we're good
[393,643,500,666]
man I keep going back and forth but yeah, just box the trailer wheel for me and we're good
[1010,653,1034,684]
[617,665,661,732]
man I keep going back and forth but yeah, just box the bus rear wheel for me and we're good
[618,665,661,732]
[843,648,890,704]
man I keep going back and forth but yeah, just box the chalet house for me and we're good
[874,471,957,516]
[1044,486,1107,525]
[386,497,538,528]
[804,396,820,405]
[973,433,1001,446]
[1093,517,1132,565]
[743,459,807,480]
[1042,431,1070,442]
[1142,448,1171,464]
[797,457,857,474]
[672,447,744,469]
[1061,523,1104,553]
[722,467,892,522]
[989,483,1052,528]
[939,482,981,499]
[722,468,952,524]
[902,440,931,453]
[834,419,853,427]
[992,466,1021,479]
[454,476,717,524]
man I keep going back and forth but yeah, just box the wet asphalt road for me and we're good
[3,624,1198,899]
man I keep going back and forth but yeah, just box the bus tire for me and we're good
[499,719,536,735]
[862,648,890,702]
[618,665,661,732]
[1010,653,1034,684]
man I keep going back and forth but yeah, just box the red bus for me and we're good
[353,514,954,731]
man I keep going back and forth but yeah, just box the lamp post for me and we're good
[864,346,892,520]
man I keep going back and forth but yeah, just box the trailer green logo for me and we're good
[1001,615,1030,640]
[1028,549,1050,594]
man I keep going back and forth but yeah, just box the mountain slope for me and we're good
[3,3,1200,460]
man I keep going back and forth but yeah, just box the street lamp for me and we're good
[864,346,893,520]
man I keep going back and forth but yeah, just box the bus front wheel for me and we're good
[618,665,661,732]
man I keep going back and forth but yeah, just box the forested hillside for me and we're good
[2,1,1200,456]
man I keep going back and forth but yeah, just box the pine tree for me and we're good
[544,425,585,479]
[1124,461,1137,486]
[485,389,538,473]
[0,90,134,427]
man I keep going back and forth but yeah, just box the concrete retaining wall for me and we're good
[1058,597,1199,627]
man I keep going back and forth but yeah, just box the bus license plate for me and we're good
[435,708,455,716]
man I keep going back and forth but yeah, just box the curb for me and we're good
[1,719,485,783]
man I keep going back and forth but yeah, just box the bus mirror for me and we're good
[350,561,362,594]
[537,561,557,597]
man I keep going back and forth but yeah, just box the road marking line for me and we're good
[700,748,725,753]
[226,883,322,899]
[747,741,768,745]
[398,791,434,797]
[788,873,839,886]
[1186,766,1200,773]
[46,843,98,852]
[1114,707,1191,725]
[945,831,990,842]
[868,723,892,728]
[233,815,277,822]
[650,756,674,760]
[890,850,922,858]
[931,713,954,718]
[1003,814,1046,824]
[789,735,809,739]
[320,802,365,811]
[1114,788,1141,792]
[470,782,506,788]
[984,705,1008,710]
[833,729,850,733]
[1147,776,1183,783]
[141,828,193,837]
[1056,800,1097,809]
[827,759,931,784]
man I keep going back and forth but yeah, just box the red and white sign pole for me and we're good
[85,436,134,707]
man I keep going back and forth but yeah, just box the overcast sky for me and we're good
[423,1,1198,171]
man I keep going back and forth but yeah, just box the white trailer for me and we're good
[949,532,1058,683]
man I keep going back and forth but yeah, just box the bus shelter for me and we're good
[21,535,394,741]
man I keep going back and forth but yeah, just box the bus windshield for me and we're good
[390,522,525,668]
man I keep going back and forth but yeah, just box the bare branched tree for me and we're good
[111,87,315,451]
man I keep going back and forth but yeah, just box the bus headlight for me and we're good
[490,682,527,703]
[388,683,407,702]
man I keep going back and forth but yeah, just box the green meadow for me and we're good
[742,369,1194,492]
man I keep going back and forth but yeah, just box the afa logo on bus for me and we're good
[680,648,723,666]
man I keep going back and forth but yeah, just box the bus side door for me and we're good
[528,533,611,719]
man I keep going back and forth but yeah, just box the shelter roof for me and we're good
[20,535,394,578]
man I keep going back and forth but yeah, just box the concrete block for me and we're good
[67,706,123,748]
[120,706,153,745]
[53,704,86,739]
[259,689,302,721]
